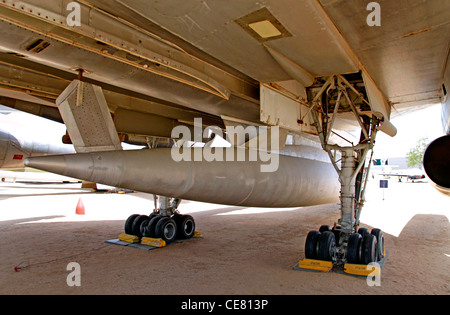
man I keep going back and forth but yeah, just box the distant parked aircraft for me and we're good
[0,105,75,170]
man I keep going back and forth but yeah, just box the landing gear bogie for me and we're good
[304,226,384,265]
[124,213,196,244]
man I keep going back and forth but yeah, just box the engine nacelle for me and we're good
[423,135,450,195]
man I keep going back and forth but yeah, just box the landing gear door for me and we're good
[260,84,317,136]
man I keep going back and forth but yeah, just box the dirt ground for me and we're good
[0,176,449,295]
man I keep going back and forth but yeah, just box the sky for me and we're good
[372,103,444,159]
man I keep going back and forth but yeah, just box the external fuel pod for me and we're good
[24,147,340,207]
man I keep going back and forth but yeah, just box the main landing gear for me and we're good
[123,196,196,244]
[297,74,389,275]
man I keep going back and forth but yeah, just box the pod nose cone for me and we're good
[23,155,68,175]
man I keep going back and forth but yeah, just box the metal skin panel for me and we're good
[0,139,8,167]
[0,5,261,124]
[24,147,340,207]
[86,0,359,82]
[260,84,316,135]
[319,0,449,112]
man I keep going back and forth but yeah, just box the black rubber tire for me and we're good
[143,215,164,238]
[155,217,177,243]
[347,233,363,264]
[358,227,369,238]
[319,225,331,233]
[371,228,384,261]
[331,225,341,245]
[361,234,378,264]
[174,215,196,239]
[124,214,139,235]
[305,231,321,259]
[317,231,336,262]
[139,220,149,236]
[131,215,149,237]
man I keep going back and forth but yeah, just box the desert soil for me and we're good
[0,176,449,295]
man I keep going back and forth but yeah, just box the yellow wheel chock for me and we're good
[296,259,334,272]
[141,237,166,248]
[118,233,140,243]
[111,232,202,250]
[343,263,381,277]
[295,250,386,278]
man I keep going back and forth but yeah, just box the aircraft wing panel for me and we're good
[0,0,448,140]
[86,0,359,83]
[320,0,449,112]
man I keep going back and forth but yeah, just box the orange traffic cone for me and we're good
[76,198,85,215]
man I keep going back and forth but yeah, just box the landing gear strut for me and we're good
[123,138,196,244]
[300,74,386,271]
[124,195,196,244]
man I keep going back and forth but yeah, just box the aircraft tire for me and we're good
[361,234,378,264]
[139,219,149,236]
[174,214,196,239]
[144,215,164,238]
[319,225,331,233]
[317,231,337,262]
[305,231,321,259]
[371,228,384,261]
[155,217,177,243]
[331,225,341,245]
[131,215,150,237]
[124,214,140,235]
[358,227,369,238]
[346,233,363,264]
